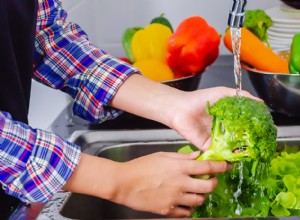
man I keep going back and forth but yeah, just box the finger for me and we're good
[183,176,219,194]
[184,160,232,176]
[197,138,211,151]
[190,137,210,151]
[162,151,201,160]
[166,206,194,218]
[177,192,205,208]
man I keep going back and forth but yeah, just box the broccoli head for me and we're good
[198,95,277,163]
[244,9,273,48]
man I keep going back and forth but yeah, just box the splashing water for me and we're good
[231,28,242,97]
[233,161,244,215]
[207,194,213,216]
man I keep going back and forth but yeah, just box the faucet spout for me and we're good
[228,0,247,28]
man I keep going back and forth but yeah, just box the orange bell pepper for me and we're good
[167,16,220,77]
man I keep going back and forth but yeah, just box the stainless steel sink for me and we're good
[38,128,300,220]
[60,129,186,220]
[61,142,191,219]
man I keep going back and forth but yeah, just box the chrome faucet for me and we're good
[228,0,247,28]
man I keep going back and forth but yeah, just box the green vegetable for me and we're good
[121,26,143,63]
[196,96,276,163]
[177,144,197,154]
[244,9,273,48]
[289,33,300,74]
[191,148,300,218]
[179,96,278,217]
[150,13,173,32]
[179,96,277,180]
[178,96,289,218]
[268,150,300,216]
[194,161,271,217]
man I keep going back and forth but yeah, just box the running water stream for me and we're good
[205,25,268,217]
[231,27,242,97]
[231,27,244,215]
[225,0,247,215]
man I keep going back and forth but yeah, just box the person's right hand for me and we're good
[110,151,231,217]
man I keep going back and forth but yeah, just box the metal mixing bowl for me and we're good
[162,73,202,91]
[281,0,300,9]
[243,64,300,117]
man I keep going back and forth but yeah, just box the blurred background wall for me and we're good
[62,0,280,56]
[29,0,280,130]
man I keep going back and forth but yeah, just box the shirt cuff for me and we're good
[72,54,140,124]
[4,129,81,203]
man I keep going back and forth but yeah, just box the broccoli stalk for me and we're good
[198,117,254,162]
[244,9,273,48]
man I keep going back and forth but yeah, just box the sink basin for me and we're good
[60,129,186,219]
[36,128,300,220]
[61,141,191,219]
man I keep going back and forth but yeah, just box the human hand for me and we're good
[111,76,259,150]
[111,151,231,217]
[168,87,260,150]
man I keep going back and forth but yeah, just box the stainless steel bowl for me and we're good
[243,64,300,117]
[162,73,202,91]
[281,0,300,9]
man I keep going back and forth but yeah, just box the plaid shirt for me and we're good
[0,0,138,203]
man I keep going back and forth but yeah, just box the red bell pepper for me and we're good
[167,16,220,77]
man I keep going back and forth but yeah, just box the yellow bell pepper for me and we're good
[133,59,174,82]
[131,23,172,62]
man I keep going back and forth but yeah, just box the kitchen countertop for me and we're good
[9,55,300,220]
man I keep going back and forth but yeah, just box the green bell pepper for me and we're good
[150,13,173,33]
[289,33,300,74]
[122,26,143,63]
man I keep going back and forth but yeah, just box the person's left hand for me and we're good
[168,87,259,150]
[111,75,259,150]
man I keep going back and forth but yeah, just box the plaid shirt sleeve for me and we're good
[0,111,81,203]
[34,0,140,124]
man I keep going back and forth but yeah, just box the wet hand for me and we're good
[112,151,231,217]
[169,87,259,150]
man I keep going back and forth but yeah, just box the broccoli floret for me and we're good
[244,9,273,48]
[197,96,277,163]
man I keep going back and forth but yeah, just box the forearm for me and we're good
[62,153,119,201]
[110,74,186,127]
